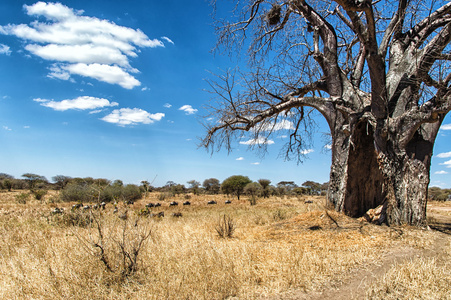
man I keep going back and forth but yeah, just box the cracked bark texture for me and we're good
[203,0,451,226]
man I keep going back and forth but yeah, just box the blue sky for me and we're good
[0,1,450,188]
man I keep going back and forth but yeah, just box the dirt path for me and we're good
[264,204,451,300]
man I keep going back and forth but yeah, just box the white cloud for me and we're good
[25,1,83,20]
[301,149,314,155]
[179,105,198,115]
[101,108,164,126]
[236,157,244,161]
[251,162,260,165]
[439,159,451,168]
[3,126,12,131]
[48,64,71,80]
[441,124,451,130]
[0,2,167,88]
[141,86,149,91]
[36,96,118,111]
[324,144,332,150]
[164,103,172,108]
[240,137,275,145]
[161,36,174,45]
[0,44,11,55]
[26,44,131,67]
[260,120,295,131]
[437,151,451,158]
[64,63,140,89]
[434,170,448,175]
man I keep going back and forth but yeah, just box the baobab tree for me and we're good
[202,0,451,226]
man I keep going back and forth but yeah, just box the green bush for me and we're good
[99,185,122,203]
[122,184,143,202]
[60,183,93,202]
[15,192,29,204]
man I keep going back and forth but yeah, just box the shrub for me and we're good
[215,215,236,238]
[60,183,93,202]
[32,189,47,201]
[99,185,122,203]
[272,209,287,221]
[75,212,153,280]
[121,184,143,202]
[244,182,262,205]
[15,192,29,204]
[158,192,171,201]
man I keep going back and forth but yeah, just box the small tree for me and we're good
[187,180,201,195]
[140,180,151,197]
[203,178,221,194]
[258,179,271,198]
[244,182,263,205]
[276,181,298,196]
[221,175,252,200]
[0,174,14,192]
[22,173,48,190]
[52,175,72,190]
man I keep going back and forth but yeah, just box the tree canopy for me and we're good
[221,175,252,199]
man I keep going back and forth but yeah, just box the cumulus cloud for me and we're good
[35,96,118,111]
[179,105,198,115]
[163,103,172,108]
[324,144,332,150]
[236,157,244,161]
[437,151,451,158]
[240,137,275,145]
[0,44,11,55]
[440,159,451,168]
[101,108,164,126]
[441,124,451,130]
[434,170,448,175]
[0,2,168,88]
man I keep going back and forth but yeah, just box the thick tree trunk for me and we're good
[328,117,385,218]
[344,121,385,217]
[378,122,442,226]
[327,115,442,226]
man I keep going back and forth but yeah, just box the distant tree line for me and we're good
[1,172,332,203]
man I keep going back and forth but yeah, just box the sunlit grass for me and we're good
[0,191,449,299]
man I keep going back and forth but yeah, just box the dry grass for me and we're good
[365,256,451,299]
[0,191,449,299]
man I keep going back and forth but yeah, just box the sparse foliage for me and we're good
[74,210,152,280]
[215,214,236,238]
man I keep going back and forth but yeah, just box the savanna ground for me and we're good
[0,191,450,299]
